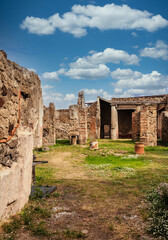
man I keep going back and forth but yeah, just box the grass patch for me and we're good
[64,230,86,239]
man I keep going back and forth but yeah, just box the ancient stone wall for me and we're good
[69,105,79,137]
[112,95,168,103]
[0,50,43,149]
[43,103,56,145]
[0,50,43,219]
[87,102,97,140]
[78,91,87,144]
[162,111,168,142]
[132,107,140,141]
[139,105,157,146]
[55,109,70,139]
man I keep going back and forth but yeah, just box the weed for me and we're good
[2,216,21,234]
[32,221,50,236]
[53,192,60,198]
[64,230,86,239]
[30,187,43,200]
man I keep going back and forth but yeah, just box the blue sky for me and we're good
[1,0,168,108]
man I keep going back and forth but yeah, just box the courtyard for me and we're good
[1,139,168,240]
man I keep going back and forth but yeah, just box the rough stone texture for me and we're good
[43,103,56,146]
[111,106,118,140]
[0,50,43,220]
[0,132,33,219]
[132,106,140,141]
[78,91,87,144]
[162,111,168,142]
[0,50,43,148]
[87,102,97,140]
[139,105,157,146]
[112,95,168,104]
[55,109,70,139]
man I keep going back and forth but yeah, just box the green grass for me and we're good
[1,139,168,240]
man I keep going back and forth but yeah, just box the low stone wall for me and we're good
[0,132,33,220]
[162,111,168,142]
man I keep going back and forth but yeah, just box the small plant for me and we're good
[53,192,60,198]
[64,230,86,239]
[2,216,22,234]
[31,221,50,236]
[30,187,43,200]
[146,184,168,239]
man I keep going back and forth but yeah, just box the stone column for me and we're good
[111,105,118,140]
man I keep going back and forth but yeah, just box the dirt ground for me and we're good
[1,142,158,240]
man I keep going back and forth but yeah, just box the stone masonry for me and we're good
[162,111,168,142]
[0,50,43,219]
[43,103,56,146]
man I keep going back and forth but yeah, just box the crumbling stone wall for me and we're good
[0,50,43,149]
[112,95,168,103]
[162,111,168,142]
[0,50,43,219]
[43,103,56,145]
[87,102,97,140]
[77,91,87,144]
[55,109,70,139]
[139,105,157,146]
[132,107,140,141]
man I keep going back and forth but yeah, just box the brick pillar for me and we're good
[132,106,140,141]
[111,105,118,140]
[78,91,87,144]
[42,103,56,145]
[139,105,157,146]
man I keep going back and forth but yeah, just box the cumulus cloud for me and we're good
[63,64,110,80]
[41,71,60,80]
[71,48,139,66]
[41,47,139,80]
[21,3,168,37]
[42,84,53,90]
[64,93,77,101]
[111,68,168,97]
[83,88,112,99]
[140,40,168,60]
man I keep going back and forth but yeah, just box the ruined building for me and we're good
[0,51,43,219]
[0,50,168,221]
[53,92,168,147]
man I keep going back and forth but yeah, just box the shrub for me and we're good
[146,183,168,239]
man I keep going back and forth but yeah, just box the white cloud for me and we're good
[42,84,53,90]
[21,3,168,37]
[64,93,77,101]
[28,68,36,72]
[140,40,168,60]
[41,71,60,80]
[64,64,110,79]
[83,88,112,100]
[131,32,138,37]
[72,48,139,66]
[20,16,55,35]
[41,47,139,80]
[111,68,168,97]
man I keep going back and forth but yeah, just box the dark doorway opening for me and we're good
[118,110,134,138]
[100,99,111,139]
